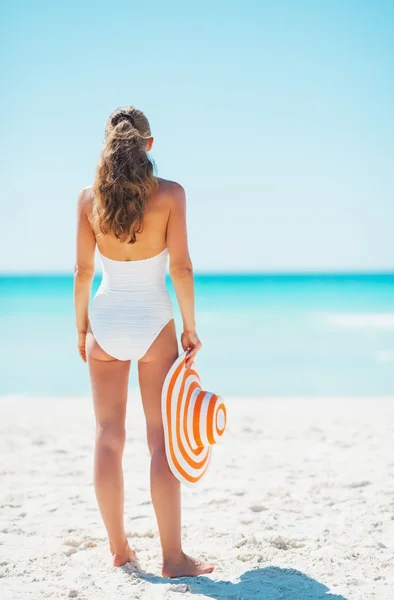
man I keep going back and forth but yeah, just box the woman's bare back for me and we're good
[83,178,180,261]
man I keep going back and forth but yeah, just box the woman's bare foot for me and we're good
[162,551,214,578]
[110,539,136,567]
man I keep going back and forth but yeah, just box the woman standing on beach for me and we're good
[74,107,213,577]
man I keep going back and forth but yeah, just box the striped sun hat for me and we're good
[161,351,227,486]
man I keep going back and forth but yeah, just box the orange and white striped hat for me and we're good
[161,351,227,486]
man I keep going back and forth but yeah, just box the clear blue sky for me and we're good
[1,0,393,273]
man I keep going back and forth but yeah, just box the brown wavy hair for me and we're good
[92,106,157,243]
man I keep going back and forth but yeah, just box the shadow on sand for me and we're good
[134,566,348,599]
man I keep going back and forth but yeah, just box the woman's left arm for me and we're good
[74,188,96,362]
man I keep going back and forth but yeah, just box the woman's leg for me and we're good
[86,331,134,567]
[138,319,214,577]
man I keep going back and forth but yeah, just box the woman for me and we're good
[74,106,214,577]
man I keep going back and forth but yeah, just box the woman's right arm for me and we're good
[74,188,96,362]
[167,183,201,368]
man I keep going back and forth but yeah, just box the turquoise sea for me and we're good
[0,273,393,397]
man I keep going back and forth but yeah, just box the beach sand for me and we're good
[0,395,393,600]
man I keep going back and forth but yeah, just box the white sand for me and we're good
[0,395,393,600]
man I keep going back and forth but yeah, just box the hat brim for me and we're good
[161,352,212,487]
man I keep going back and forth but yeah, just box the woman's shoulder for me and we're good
[156,178,186,203]
[77,185,94,208]
[77,186,95,224]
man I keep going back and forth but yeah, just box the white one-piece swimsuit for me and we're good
[89,247,174,360]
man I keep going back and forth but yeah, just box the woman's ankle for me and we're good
[109,536,129,555]
[162,549,184,564]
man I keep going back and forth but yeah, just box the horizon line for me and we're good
[1,270,394,278]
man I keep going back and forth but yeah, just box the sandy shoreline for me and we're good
[1,395,393,600]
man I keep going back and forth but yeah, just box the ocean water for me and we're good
[0,273,393,397]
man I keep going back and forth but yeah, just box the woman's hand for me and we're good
[181,330,202,368]
[77,331,87,363]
